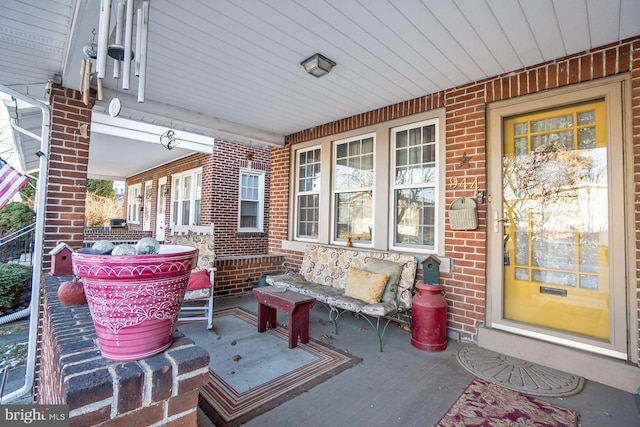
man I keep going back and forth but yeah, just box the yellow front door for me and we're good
[488,80,629,359]
[502,100,611,340]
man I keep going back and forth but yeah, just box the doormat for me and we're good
[198,307,361,427]
[436,378,580,426]
[456,344,584,397]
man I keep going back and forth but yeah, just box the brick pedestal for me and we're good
[37,275,209,426]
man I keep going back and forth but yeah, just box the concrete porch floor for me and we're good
[185,293,640,427]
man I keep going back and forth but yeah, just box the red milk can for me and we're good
[411,283,448,351]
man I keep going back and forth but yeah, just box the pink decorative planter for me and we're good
[72,245,198,362]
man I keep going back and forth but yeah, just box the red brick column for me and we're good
[42,84,92,271]
[35,85,94,403]
[36,87,209,426]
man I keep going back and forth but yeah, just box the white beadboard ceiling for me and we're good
[0,0,638,179]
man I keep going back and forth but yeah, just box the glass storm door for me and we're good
[493,96,627,358]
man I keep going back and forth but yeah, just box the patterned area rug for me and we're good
[198,307,361,427]
[437,378,580,426]
[456,344,584,397]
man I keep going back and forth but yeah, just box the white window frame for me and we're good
[170,167,202,227]
[389,118,440,252]
[331,133,375,246]
[238,168,265,233]
[294,146,321,241]
[287,110,445,256]
[126,183,142,224]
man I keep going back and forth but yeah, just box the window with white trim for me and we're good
[295,147,321,240]
[333,134,374,244]
[290,112,444,254]
[171,168,202,226]
[126,184,142,224]
[391,120,438,251]
[238,169,265,232]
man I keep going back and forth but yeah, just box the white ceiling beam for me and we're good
[91,111,214,153]
[94,88,284,147]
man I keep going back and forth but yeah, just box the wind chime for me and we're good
[79,0,149,116]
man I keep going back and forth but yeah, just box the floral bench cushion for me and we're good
[267,245,417,316]
[165,231,216,271]
[298,245,417,311]
[268,272,398,317]
[165,229,215,300]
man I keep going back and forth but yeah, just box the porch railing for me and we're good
[0,222,36,267]
[82,239,140,248]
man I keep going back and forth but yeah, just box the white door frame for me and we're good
[485,76,632,361]
[143,180,152,231]
[156,176,167,241]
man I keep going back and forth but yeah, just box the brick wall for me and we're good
[125,140,271,258]
[210,139,271,255]
[214,254,284,298]
[201,153,215,226]
[267,141,293,262]
[42,85,93,271]
[83,227,152,245]
[37,86,208,426]
[270,36,640,346]
[443,82,486,339]
[631,39,640,357]
[126,142,273,297]
[38,276,209,426]
[36,84,93,403]
[126,152,209,235]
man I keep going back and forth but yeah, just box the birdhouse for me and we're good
[420,254,441,285]
[49,243,74,276]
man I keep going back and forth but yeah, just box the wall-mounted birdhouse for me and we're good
[49,243,73,276]
[420,254,441,285]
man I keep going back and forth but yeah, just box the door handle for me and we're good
[494,212,508,233]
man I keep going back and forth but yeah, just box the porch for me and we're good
[190,293,640,426]
[188,293,640,426]
[3,274,638,425]
[0,2,639,424]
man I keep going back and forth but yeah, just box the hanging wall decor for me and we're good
[448,197,478,230]
[80,0,149,107]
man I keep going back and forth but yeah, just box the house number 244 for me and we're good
[448,177,478,190]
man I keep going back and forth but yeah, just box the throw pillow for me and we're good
[344,267,389,304]
[365,258,404,302]
[187,269,211,291]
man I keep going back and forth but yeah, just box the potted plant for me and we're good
[72,244,198,361]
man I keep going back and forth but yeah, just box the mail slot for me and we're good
[539,286,567,297]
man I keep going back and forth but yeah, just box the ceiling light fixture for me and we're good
[300,53,336,78]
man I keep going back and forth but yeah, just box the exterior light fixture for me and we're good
[300,53,336,78]
[246,151,254,170]
[160,130,178,150]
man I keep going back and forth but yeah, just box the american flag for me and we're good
[0,157,29,210]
